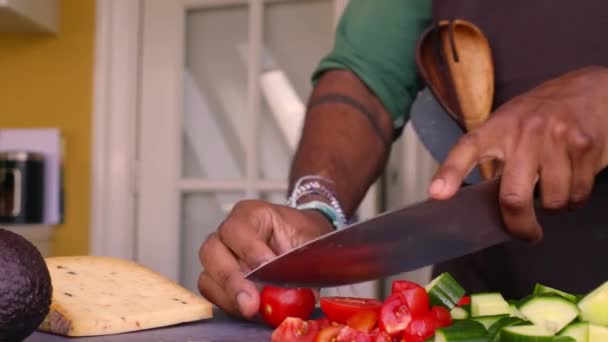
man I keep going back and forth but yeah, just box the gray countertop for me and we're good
[25,309,274,342]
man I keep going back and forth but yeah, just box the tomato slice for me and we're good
[271,317,320,342]
[457,295,471,306]
[336,326,372,342]
[315,324,345,342]
[313,317,331,330]
[379,294,412,335]
[346,310,378,333]
[395,287,430,318]
[373,330,399,342]
[402,312,437,340]
[400,333,424,342]
[320,297,383,324]
[431,306,452,327]
[391,280,423,294]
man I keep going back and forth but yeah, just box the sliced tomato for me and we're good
[271,317,320,342]
[320,297,383,324]
[315,324,345,342]
[457,295,471,306]
[395,287,430,318]
[400,333,424,342]
[402,312,437,340]
[313,317,331,330]
[430,306,452,327]
[374,330,398,342]
[346,310,378,333]
[391,280,423,294]
[379,294,412,335]
[336,326,372,342]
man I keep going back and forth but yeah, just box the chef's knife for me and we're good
[246,177,506,287]
[246,172,608,288]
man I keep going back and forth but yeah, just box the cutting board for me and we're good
[26,308,273,342]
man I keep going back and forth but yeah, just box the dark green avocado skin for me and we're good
[0,228,52,342]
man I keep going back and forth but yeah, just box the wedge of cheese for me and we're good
[37,256,213,336]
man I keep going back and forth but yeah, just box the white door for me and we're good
[136,0,380,298]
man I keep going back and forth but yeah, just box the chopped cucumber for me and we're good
[578,281,608,326]
[472,314,509,330]
[558,322,588,342]
[589,324,608,342]
[510,303,527,320]
[488,317,527,342]
[425,272,466,310]
[450,306,470,320]
[434,320,487,342]
[500,324,556,341]
[518,295,580,334]
[534,284,578,303]
[471,293,510,317]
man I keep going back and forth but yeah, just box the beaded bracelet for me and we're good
[287,175,347,230]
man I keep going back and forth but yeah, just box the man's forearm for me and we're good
[288,70,394,217]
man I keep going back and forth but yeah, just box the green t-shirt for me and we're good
[312,0,432,132]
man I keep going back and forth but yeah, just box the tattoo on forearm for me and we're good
[307,93,390,146]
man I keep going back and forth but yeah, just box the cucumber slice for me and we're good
[472,314,509,330]
[589,324,608,342]
[488,317,527,342]
[558,322,588,342]
[500,325,555,341]
[578,281,608,326]
[471,293,510,317]
[450,306,469,320]
[434,320,487,342]
[425,273,466,310]
[518,295,580,334]
[534,284,578,303]
[510,303,527,320]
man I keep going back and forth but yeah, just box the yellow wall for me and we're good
[0,0,95,255]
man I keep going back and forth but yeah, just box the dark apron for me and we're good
[429,0,608,299]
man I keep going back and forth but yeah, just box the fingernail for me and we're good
[237,291,251,309]
[429,179,445,196]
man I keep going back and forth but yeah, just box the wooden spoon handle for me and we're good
[440,20,496,179]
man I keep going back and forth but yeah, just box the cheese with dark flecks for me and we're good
[37,256,213,337]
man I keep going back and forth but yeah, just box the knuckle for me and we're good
[570,130,594,152]
[232,199,259,212]
[198,233,217,260]
[500,193,528,212]
[522,115,545,134]
[570,187,592,206]
[542,196,567,210]
[216,269,242,291]
[458,132,481,149]
[550,120,568,140]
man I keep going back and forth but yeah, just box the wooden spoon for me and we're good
[417,19,496,179]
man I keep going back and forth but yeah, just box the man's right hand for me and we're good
[197,199,334,319]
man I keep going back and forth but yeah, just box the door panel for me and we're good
[183,6,249,180]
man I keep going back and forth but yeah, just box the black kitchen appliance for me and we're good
[0,151,45,223]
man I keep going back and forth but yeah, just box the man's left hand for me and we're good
[429,66,608,241]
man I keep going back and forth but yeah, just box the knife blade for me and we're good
[246,177,508,287]
[246,172,608,288]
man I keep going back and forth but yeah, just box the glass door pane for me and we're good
[183,6,249,180]
[257,0,334,180]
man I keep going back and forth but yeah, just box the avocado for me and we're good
[0,228,52,341]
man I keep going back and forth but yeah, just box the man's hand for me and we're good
[198,200,333,319]
[429,66,608,241]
